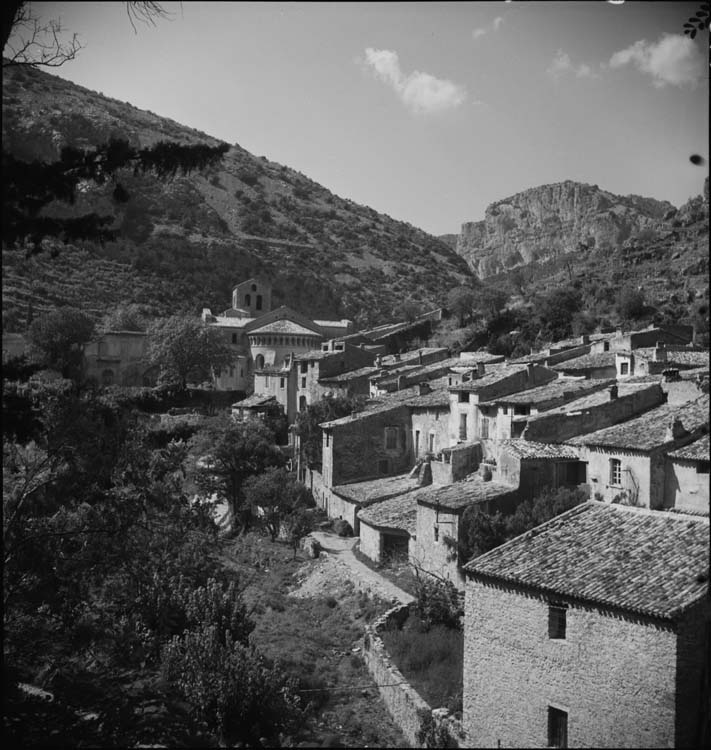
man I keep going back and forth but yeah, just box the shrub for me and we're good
[333,519,353,537]
[412,574,463,631]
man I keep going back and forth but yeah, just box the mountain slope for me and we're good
[456,180,676,278]
[2,64,471,331]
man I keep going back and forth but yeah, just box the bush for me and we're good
[412,574,463,631]
[333,519,353,537]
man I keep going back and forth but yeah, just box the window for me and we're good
[378,459,389,474]
[245,294,251,306]
[502,406,508,415]
[251,284,257,292]
[603,341,610,352]
[232,333,237,344]
[698,461,710,474]
[299,395,307,411]
[301,362,308,374]
[459,413,468,441]
[230,367,234,377]
[255,354,264,370]
[548,707,568,748]
[256,294,263,310]
[101,369,114,386]
[414,430,420,456]
[620,362,629,375]
[480,417,489,439]
[280,377,285,389]
[428,433,435,453]
[240,368,244,377]
[448,376,452,386]
[385,427,397,450]
[458,391,470,403]
[548,605,567,639]
[433,525,439,542]
[301,377,306,388]
[325,433,330,447]
[609,458,622,486]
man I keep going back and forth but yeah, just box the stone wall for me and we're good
[411,408,450,461]
[581,446,652,506]
[463,578,678,748]
[363,603,467,748]
[306,468,360,530]
[359,520,383,562]
[664,458,710,513]
[415,504,463,586]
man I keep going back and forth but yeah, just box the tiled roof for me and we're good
[500,440,579,460]
[358,493,418,534]
[456,351,506,364]
[632,349,710,368]
[320,401,405,428]
[531,382,660,416]
[464,502,709,621]
[379,348,449,366]
[293,349,333,361]
[668,434,710,462]
[332,473,419,506]
[313,319,351,328]
[208,316,254,328]
[449,363,529,392]
[414,475,517,512]
[485,378,612,406]
[248,319,322,336]
[232,393,277,408]
[552,351,617,371]
[402,388,451,409]
[319,365,379,383]
[568,395,710,451]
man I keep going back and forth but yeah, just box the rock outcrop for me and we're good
[456,180,674,278]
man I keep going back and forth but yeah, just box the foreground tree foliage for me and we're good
[3,375,302,746]
[458,486,589,565]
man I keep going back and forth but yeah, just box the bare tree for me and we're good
[2,1,172,68]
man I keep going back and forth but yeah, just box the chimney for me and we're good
[608,385,618,400]
[653,342,667,362]
[665,417,687,442]
[418,382,431,396]
[394,353,401,362]
[397,374,406,391]
[477,361,486,377]
[580,334,590,345]
[418,349,423,365]
[526,362,534,381]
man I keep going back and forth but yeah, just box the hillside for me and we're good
[2,64,471,331]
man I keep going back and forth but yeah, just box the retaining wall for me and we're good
[363,603,467,748]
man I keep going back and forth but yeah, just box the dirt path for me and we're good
[291,531,414,605]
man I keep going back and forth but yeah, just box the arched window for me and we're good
[251,283,257,292]
[299,395,307,411]
[256,294,263,310]
[101,369,115,386]
[255,354,265,370]
[245,294,251,306]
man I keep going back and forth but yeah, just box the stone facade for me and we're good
[411,404,450,461]
[580,446,659,507]
[664,457,710,513]
[321,405,411,487]
[83,331,152,386]
[463,580,680,748]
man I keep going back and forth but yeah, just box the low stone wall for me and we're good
[363,603,467,748]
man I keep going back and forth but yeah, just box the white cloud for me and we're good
[609,33,705,88]
[472,15,504,40]
[362,47,466,114]
[547,49,599,80]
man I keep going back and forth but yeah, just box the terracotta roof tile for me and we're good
[332,474,419,506]
[552,352,617,371]
[486,378,612,406]
[464,502,709,620]
[668,434,710,462]
[414,476,517,512]
[500,440,579,460]
[568,396,710,451]
[358,493,418,534]
[231,393,277,408]
[248,319,322,336]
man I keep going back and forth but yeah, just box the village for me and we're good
[13,275,705,748]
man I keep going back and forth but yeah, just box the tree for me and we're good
[147,315,233,390]
[458,486,588,565]
[3,138,230,252]
[537,286,582,341]
[293,394,364,470]
[283,507,315,559]
[99,303,148,333]
[617,286,646,321]
[243,466,312,542]
[446,285,477,327]
[474,285,509,321]
[27,306,95,379]
[192,416,286,533]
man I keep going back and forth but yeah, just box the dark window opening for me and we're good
[610,458,622,486]
[458,391,470,403]
[378,459,389,475]
[256,294,263,310]
[697,461,710,474]
[548,707,568,748]
[459,413,468,441]
[603,341,610,351]
[434,525,439,542]
[620,362,629,375]
[251,284,257,292]
[385,427,397,450]
[548,605,567,639]
[245,293,251,306]
[232,333,237,344]
[301,362,308,374]
[299,395,307,411]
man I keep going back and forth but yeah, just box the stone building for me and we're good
[202,277,352,392]
[358,491,418,564]
[568,395,709,508]
[448,363,558,455]
[83,330,152,386]
[462,502,709,748]
[664,434,710,515]
[551,351,618,379]
[615,345,709,379]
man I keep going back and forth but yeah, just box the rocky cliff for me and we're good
[456,181,675,278]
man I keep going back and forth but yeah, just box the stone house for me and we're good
[83,330,152,386]
[462,502,709,749]
[664,434,709,515]
[448,363,558,456]
[551,351,618,379]
[230,393,279,421]
[358,493,417,564]
[317,365,379,399]
[413,476,519,585]
[590,324,695,354]
[496,440,586,499]
[521,381,665,444]
[408,387,451,461]
[568,395,709,508]
[616,345,709,379]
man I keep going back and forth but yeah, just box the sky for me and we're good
[11,1,710,236]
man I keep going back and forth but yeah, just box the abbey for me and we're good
[201,278,353,392]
